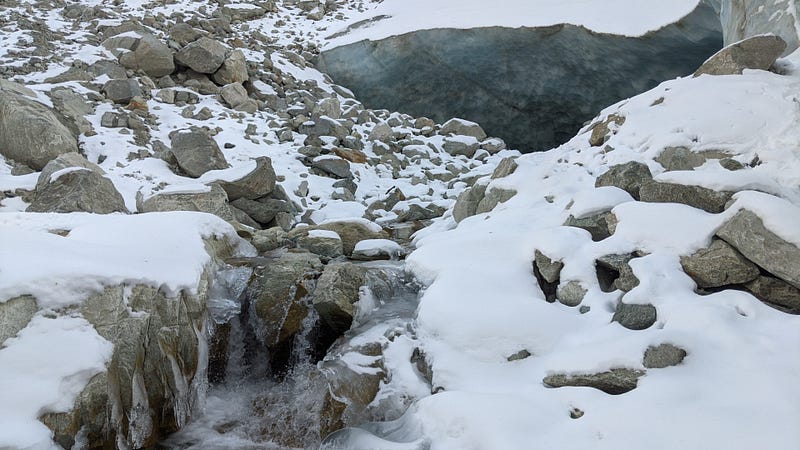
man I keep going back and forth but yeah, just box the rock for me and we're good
[317,221,389,256]
[102,79,142,104]
[314,97,341,120]
[680,239,760,288]
[351,239,405,261]
[476,187,517,214]
[595,161,652,200]
[0,86,78,170]
[744,276,800,313]
[717,209,800,289]
[491,157,518,179]
[556,280,587,307]
[169,23,204,47]
[534,250,563,284]
[367,121,393,142]
[312,157,352,179]
[563,212,614,241]
[175,37,229,74]
[482,137,507,154]
[694,35,787,76]
[217,156,276,201]
[333,147,367,163]
[395,204,442,222]
[507,349,532,362]
[27,169,127,214]
[639,181,733,214]
[212,50,248,84]
[170,130,229,177]
[248,252,323,347]
[230,205,262,229]
[543,368,645,395]
[312,262,367,334]
[220,82,258,113]
[222,4,267,21]
[452,184,487,223]
[0,296,38,345]
[655,146,732,171]
[298,231,344,261]
[252,227,291,253]
[589,113,625,147]
[439,118,487,141]
[643,344,687,369]
[231,198,292,225]
[119,34,175,78]
[49,88,94,135]
[595,253,639,292]
[300,117,349,142]
[35,152,104,192]
[442,136,480,158]
[612,301,657,330]
[139,184,234,221]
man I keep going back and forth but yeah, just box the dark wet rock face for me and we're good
[318,4,721,151]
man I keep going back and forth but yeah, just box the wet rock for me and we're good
[589,113,625,147]
[175,37,229,74]
[27,169,127,214]
[563,211,614,241]
[212,49,249,85]
[639,181,733,214]
[248,251,323,347]
[217,156,276,201]
[252,227,291,253]
[170,130,229,177]
[139,184,234,221]
[439,117,487,141]
[595,161,652,200]
[0,295,38,345]
[695,34,786,76]
[312,262,367,334]
[655,146,732,171]
[744,276,800,313]
[543,368,645,395]
[612,301,657,330]
[716,209,800,289]
[556,280,587,307]
[643,343,687,369]
[680,238,760,288]
[102,79,142,104]
[0,84,78,170]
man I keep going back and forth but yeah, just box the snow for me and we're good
[0,315,113,450]
[353,238,404,257]
[325,0,703,49]
[0,212,244,308]
[308,229,341,240]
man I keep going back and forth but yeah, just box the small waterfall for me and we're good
[160,261,427,449]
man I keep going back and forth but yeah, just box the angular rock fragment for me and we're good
[612,301,657,330]
[27,169,127,214]
[643,344,687,369]
[175,37,229,74]
[217,156,276,201]
[595,161,652,200]
[639,181,733,214]
[680,239,760,288]
[543,368,645,395]
[695,35,787,76]
[312,262,367,334]
[170,130,229,177]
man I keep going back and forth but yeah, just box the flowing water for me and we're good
[160,260,426,449]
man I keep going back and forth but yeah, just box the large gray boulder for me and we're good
[439,117,487,141]
[170,130,229,177]
[230,198,293,225]
[639,181,733,214]
[680,238,760,288]
[298,232,344,262]
[35,152,104,192]
[452,183,487,223]
[612,301,657,330]
[216,156,276,201]
[0,296,38,345]
[694,34,786,76]
[212,49,249,85]
[175,37,228,74]
[102,79,142,104]
[219,82,258,113]
[312,262,367,334]
[475,186,516,215]
[543,368,645,395]
[744,276,800,313]
[139,184,234,221]
[247,251,323,347]
[716,209,800,289]
[595,161,653,200]
[27,169,128,214]
[312,157,352,179]
[0,85,78,170]
[655,146,732,171]
[113,34,175,78]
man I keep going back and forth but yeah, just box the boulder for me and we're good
[744,276,800,313]
[639,181,733,214]
[350,239,405,261]
[439,117,487,141]
[367,122,393,142]
[169,23,204,47]
[595,161,652,200]
[596,253,639,292]
[694,34,787,76]
[116,34,175,78]
[442,136,480,158]
[139,184,234,221]
[220,82,257,113]
[612,301,657,330]
[716,209,800,289]
[655,146,732,171]
[680,239,760,288]
[175,37,229,74]
[643,344,687,369]
[252,227,291,253]
[230,198,293,225]
[0,295,38,345]
[102,79,142,104]
[491,157,518,179]
[0,85,78,170]
[297,231,344,261]
[170,130,229,177]
[247,251,323,347]
[212,49,249,85]
[452,183,487,223]
[35,152,104,192]
[312,157,352,179]
[312,262,367,334]
[589,113,625,147]
[317,221,389,256]
[27,169,128,214]
[217,156,276,201]
[543,368,645,395]
[563,212,614,241]
[49,88,94,135]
